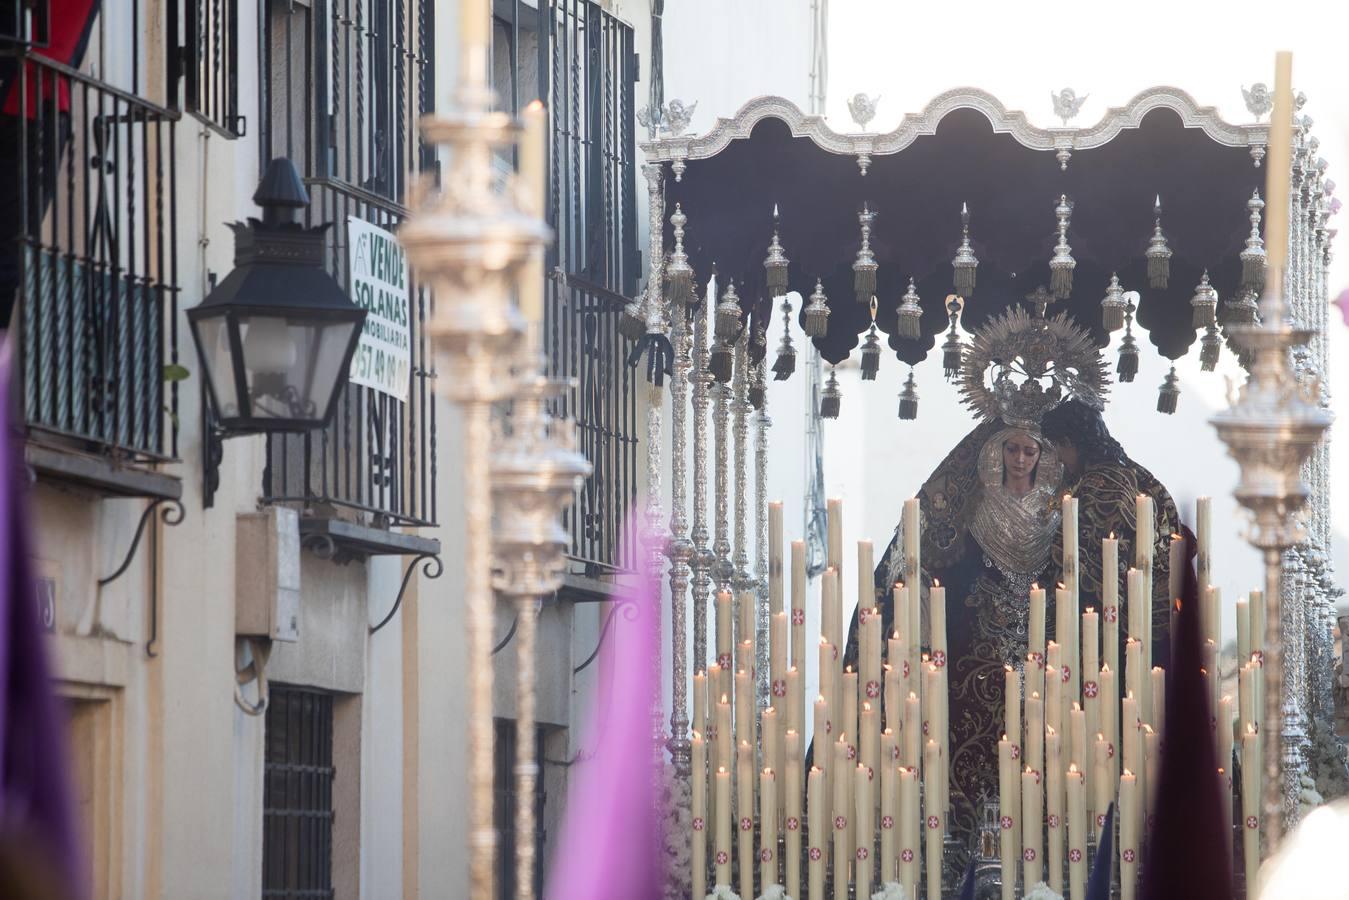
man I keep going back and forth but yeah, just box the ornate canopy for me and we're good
[648,89,1287,366]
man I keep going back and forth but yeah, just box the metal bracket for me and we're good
[98,497,186,587]
[492,612,520,656]
[573,595,639,674]
[369,553,443,634]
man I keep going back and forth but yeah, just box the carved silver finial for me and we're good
[638,99,698,140]
[847,93,880,130]
[1242,83,1273,121]
[1051,88,1088,126]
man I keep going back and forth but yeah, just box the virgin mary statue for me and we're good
[842,306,1109,840]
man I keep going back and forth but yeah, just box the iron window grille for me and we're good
[183,0,244,136]
[494,718,548,900]
[3,47,181,464]
[262,686,336,900]
[258,0,437,530]
[495,0,640,575]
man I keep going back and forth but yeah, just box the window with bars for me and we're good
[494,719,548,900]
[494,0,640,575]
[184,0,244,135]
[262,687,336,900]
[257,0,438,531]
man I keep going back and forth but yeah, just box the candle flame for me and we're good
[1046,725,1057,736]
[1101,663,1112,673]
[817,695,825,703]
[1108,532,1116,540]
[909,691,918,700]
[719,766,728,774]
[1246,723,1257,735]
[1031,691,1041,700]
[764,767,773,776]
[693,730,702,740]
[863,701,872,712]
[1122,768,1134,777]
[845,665,854,674]
[1171,533,1182,541]
[721,694,729,704]
[1069,763,1079,774]
[1073,702,1082,712]
[1005,664,1014,672]
[1032,582,1040,591]
[933,578,941,588]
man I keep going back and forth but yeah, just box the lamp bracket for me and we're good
[98,497,186,587]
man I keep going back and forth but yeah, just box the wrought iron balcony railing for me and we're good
[5,49,181,472]
[261,178,437,531]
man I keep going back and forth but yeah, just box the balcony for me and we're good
[5,50,181,500]
[260,178,438,559]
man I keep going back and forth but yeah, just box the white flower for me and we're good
[1024,882,1065,900]
[756,885,790,900]
[705,886,741,900]
[871,881,908,900]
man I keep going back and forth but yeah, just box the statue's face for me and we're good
[1002,431,1042,483]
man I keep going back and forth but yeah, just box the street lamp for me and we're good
[188,158,366,434]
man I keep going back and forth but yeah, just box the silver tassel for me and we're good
[1117,299,1139,382]
[1157,365,1180,414]
[802,278,830,338]
[619,299,647,341]
[1049,194,1075,299]
[860,330,881,381]
[1239,189,1267,293]
[898,369,919,420]
[666,202,695,305]
[951,202,978,297]
[715,280,743,339]
[772,294,796,380]
[853,204,878,302]
[819,366,841,419]
[1101,273,1127,332]
[1190,269,1218,329]
[1225,287,1260,325]
[1146,194,1172,289]
[764,204,790,297]
[1199,322,1222,371]
[896,277,923,339]
[709,340,734,384]
[941,294,963,380]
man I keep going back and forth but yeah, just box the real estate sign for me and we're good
[347,216,411,402]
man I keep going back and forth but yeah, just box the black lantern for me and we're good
[188,158,366,434]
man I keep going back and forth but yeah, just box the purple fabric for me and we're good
[546,524,663,900]
[0,344,85,899]
[1140,528,1231,900]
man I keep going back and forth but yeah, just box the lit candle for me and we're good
[1094,736,1111,844]
[1070,703,1086,784]
[1056,582,1079,708]
[761,767,778,891]
[786,730,803,900]
[763,707,780,816]
[827,497,844,572]
[738,742,755,900]
[1125,639,1143,723]
[1217,696,1234,829]
[1121,695,1141,793]
[717,694,733,774]
[738,596,755,664]
[715,766,732,888]
[736,668,754,750]
[1025,691,1044,789]
[820,640,837,753]
[855,763,874,900]
[1250,589,1265,732]
[894,582,912,651]
[903,692,922,771]
[791,540,807,670]
[1046,727,1064,893]
[814,695,832,792]
[823,569,842,678]
[769,501,784,616]
[861,701,879,798]
[1239,665,1256,737]
[788,666,803,739]
[899,766,920,897]
[1022,765,1043,887]
[808,766,826,900]
[884,663,900,737]
[1126,568,1145,644]
[1196,496,1211,599]
[459,0,489,53]
[843,668,859,768]
[924,739,942,900]
[693,670,708,744]
[1168,533,1185,609]
[771,612,788,716]
[1005,665,1022,762]
[1068,763,1087,900]
[1100,665,1118,787]
[736,638,754,678]
[834,739,851,900]
[1241,726,1261,896]
[999,736,1017,900]
[858,538,875,623]
[1135,496,1155,723]
[1102,535,1120,677]
[931,579,948,665]
[1045,660,1062,737]
[861,609,882,770]
[1030,583,1047,701]
[1206,587,1222,715]
[1062,497,1081,704]
[693,731,708,900]
[881,731,898,881]
[1143,726,1159,833]
[1236,596,1251,673]
[1119,769,1139,900]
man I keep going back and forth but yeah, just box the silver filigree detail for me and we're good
[1051,88,1088,125]
[1243,83,1273,121]
[847,92,880,130]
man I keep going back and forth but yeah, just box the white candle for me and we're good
[1063,497,1081,704]
[1217,696,1234,830]
[717,694,733,774]
[763,707,780,813]
[1101,666,1118,787]
[930,580,948,664]
[786,731,803,900]
[903,498,922,665]
[1206,587,1222,715]
[791,540,807,670]
[1135,496,1155,723]
[860,700,879,796]
[1082,609,1099,816]
[1125,639,1143,723]
[693,732,708,900]
[1056,583,1080,708]
[716,591,734,691]
[855,763,874,900]
[694,671,708,744]
[1046,660,1062,737]
[1094,736,1112,844]
[1236,596,1251,673]
[1068,764,1087,900]
[858,539,875,623]
[1168,533,1185,610]
[1143,726,1159,834]
[1239,665,1256,737]
[1196,496,1211,600]
[715,765,732,887]
[808,766,826,900]
[771,612,788,716]
[769,501,784,616]
[903,692,922,772]
[1025,692,1044,790]
[842,668,859,769]
[1151,667,1167,741]
[814,695,832,788]
[1102,535,1121,678]
[881,731,898,882]
[788,666,803,739]
[1119,769,1139,900]
[1070,704,1086,783]
[738,594,755,663]
[823,569,842,679]
[1046,727,1064,893]
[1030,583,1048,701]
[1241,727,1261,897]
[1005,665,1022,762]
[519,101,548,325]
[820,640,837,751]
[834,740,851,900]
[761,768,778,891]
[1022,766,1043,887]
[884,663,900,737]
[999,737,1017,900]
[736,668,754,751]
[924,739,942,900]
[1265,52,1293,274]
[738,742,755,900]
[827,498,844,576]
[899,766,920,897]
